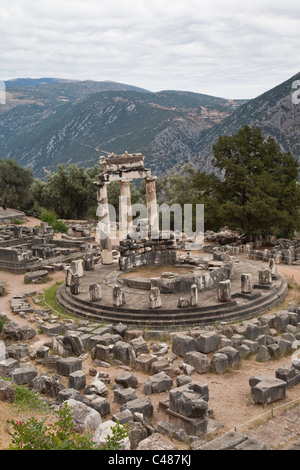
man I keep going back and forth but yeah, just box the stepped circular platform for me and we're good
[56,259,288,329]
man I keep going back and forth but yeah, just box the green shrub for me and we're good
[7,404,128,450]
[40,209,58,226]
[40,209,68,233]
[52,220,68,233]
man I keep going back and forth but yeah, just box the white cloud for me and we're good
[1,0,300,98]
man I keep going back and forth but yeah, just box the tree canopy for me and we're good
[211,125,300,240]
[0,158,33,210]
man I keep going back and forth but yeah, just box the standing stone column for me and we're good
[119,180,132,240]
[70,274,79,295]
[96,182,112,264]
[149,286,161,309]
[113,285,125,307]
[269,258,276,275]
[145,176,159,237]
[217,280,231,302]
[64,267,73,287]
[258,268,272,285]
[190,284,198,307]
[241,273,252,294]
[89,283,102,302]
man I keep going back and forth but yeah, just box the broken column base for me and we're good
[167,409,208,436]
[101,249,113,265]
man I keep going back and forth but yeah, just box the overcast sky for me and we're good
[1,0,300,99]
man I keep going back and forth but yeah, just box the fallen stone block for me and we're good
[209,353,228,374]
[68,370,86,390]
[143,372,173,395]
[121,397,154,419]
[64,398,102,434]
[93,420,130,449]
[56,357,82,376]
[250,374,286,404]
[0,358,18,377]
[184,351,209,374]
[171,334,196,357]
[0,379,15,403]
[114,387,137,405]
[217,346,241,369]
[196,331,220,353]
[276,366,300,388]
[11,366,37,385]
[115,371,138,389]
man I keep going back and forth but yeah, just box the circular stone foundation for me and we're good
[56,255,288,329]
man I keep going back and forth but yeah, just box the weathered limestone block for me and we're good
[256,345,271,362]
[112,409,134,425]
[171,334,197,358]
[237,344,251,359]
[1,321,36,341]
[64,398,102,434]
[93,420,130,449]
[11,366,37,385]
[169,384,208,419]
[82,394,110,416]
[177,298,190,308]
[57,388,82,404]
[250,375,286,404]
[115,371,138,389]
[217,346,241,369]
[209,353,228,374]
[91,344,112,363]
[83,376,108,397]
[143,372,173,395]
[127,421,148,450]
[130,336,149,356]
[0,358,18,377]
[56,357,82,376]
[44,375,64,398]
[112,341,134,365]
[273,311,290,332]
[63,331,85,356]
[276,366,300,388]
[121,397,154,419]
[113,387,137,404]
[24,270,48,283]
[184,351,209,374]
[0,379,15,403]
[196,331,220,353]
[134,354,158,373]
[68,370,86,390]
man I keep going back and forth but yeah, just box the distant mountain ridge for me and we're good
[192,72,300,173]
[0,74,299,179]
[0,79,244,178]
